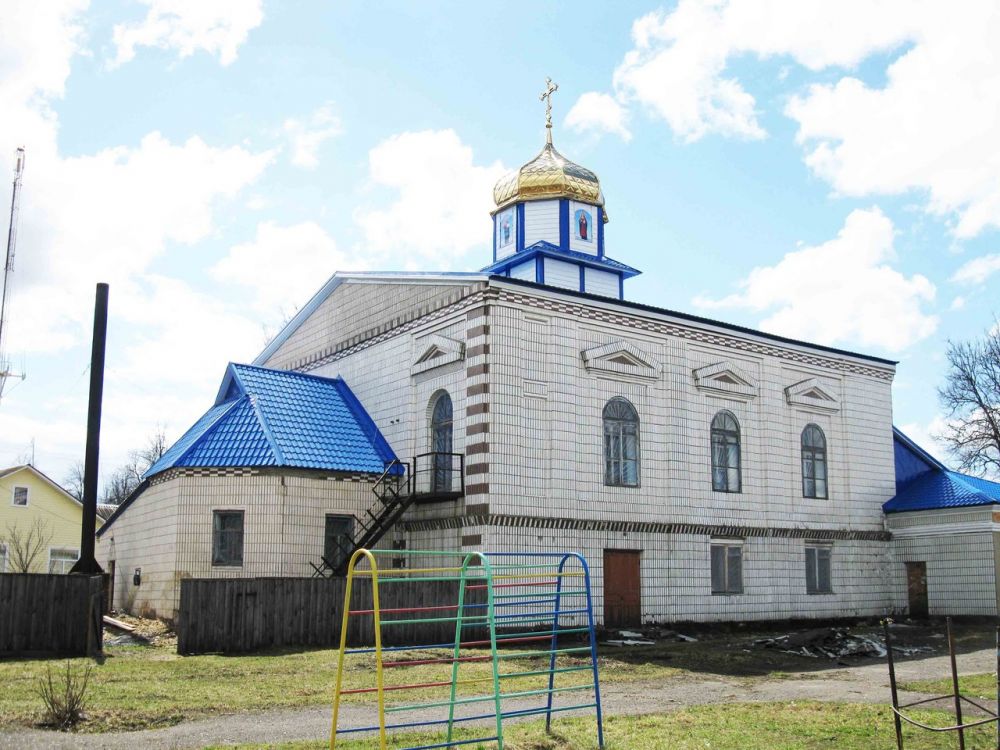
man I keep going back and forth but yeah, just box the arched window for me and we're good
[711,411,741,493]
[603,398,639,487]
[801,424,828,499]
[430,391,453,492]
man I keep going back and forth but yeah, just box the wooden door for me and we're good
[604,550,641,628]
[906,561,928,618]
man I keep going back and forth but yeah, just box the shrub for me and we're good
[35,662,92,729]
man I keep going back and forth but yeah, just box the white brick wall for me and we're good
[108,276,912,625]
[99,470,372,621]
[887,507,999,616]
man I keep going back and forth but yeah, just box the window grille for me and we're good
[603,397,640,487]
[430,391,453,492]
[711,411,741,492]
[802,424,828,499]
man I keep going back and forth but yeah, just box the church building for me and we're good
[99,83,974,626]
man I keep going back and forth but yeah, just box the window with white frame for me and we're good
[212,510,244,566]
[0,543,7,572]
[48,548,79,574]
[805,543,833,594]
[710,541,743,594]
[11,486,28,506]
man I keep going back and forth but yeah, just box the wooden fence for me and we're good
[0,573,105,656]
[178,577,487,654]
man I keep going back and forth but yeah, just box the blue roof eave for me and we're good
[481,241,641,278]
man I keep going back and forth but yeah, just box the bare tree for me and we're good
[2,518,52,573]
[938,323,1000,477]
[101,428,169,505]
[63,461,85,502]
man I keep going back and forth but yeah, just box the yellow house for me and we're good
[0,465,83,574]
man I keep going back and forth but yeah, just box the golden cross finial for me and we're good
[540,77,559,143]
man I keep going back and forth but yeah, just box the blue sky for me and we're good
[1,0,998,485]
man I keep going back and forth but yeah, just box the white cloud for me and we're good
[599,2,1000,238]
[950,253,1000,285]
[354,130,506,268]
[950,296,967,311]
[282,103,343,169]
[112,275,261,388]
[4,133,273,355]
[110,0,263,68]
[610,1,914,142]
[211,221,364,315]
[0,2,272,481]
[565,92,632,142]
[695,207,938,352]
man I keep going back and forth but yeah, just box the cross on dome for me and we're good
[539,77,559,143]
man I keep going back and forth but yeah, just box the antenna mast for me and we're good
[0,147,26,401]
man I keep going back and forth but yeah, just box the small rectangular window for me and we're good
[212,510,244,566]
[711,542,743,594]
[11,486,28,506]
[805,544,833,594]
[324,515,354,571]
[0,543,7,572]
[48,548,79,574]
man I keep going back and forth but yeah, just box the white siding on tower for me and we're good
[584,267,618,298]
[544,258,579,291]
[569,200,598,255]
[524,200,560,246]
[509,260,536,281]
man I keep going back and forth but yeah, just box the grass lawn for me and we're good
[0,643,677,733]
[901,672,999,701]
[216,701,1000,750]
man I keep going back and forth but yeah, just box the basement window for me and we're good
[212,510,244,567]
[805,543,833,594]
[710,541,743,595]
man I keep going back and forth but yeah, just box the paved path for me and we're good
[2,646,995,749]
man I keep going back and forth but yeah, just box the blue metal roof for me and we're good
[481,241,641,278]
[884,428,1000,513]
[145,363,396,478]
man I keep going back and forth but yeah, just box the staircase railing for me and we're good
[311,453,464,578]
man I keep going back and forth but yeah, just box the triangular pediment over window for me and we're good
[785,378,840,413]
[412,334,465,376]
[692,362,759,400]
[581,341,659,380]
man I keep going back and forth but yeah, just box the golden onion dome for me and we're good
[492,137,609,222]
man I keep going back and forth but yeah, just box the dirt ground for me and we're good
[3,618,997,749]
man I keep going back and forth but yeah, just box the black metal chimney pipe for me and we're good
[70,283,108,575]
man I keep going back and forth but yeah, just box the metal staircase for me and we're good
[311,452,464,578]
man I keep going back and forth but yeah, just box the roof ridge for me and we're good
[333,378,396,463]
[233,362,343,386]
[944,469,997,503]
[247,392,286,465]
[892,426,948,471]
[145,397,245,478]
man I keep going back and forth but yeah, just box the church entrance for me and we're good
[603,549,641,627]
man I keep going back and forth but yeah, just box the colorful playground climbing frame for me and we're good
[329,549,605,750]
